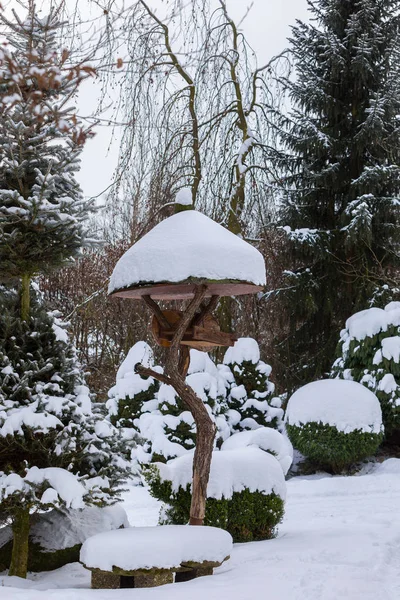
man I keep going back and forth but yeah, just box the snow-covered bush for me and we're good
[331,303,400,442]
[0,505,128,572]
[109,340,282,466]
[221,428,293,476]
[146,448,286,542]
[223,338,284,433]
[109,348,230,464]
[107,341,159,428]
[0,288,129,572]
[285,379,384,473]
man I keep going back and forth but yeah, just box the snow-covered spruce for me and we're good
[107,341,159,430]
[80,525,232,573]
[108,347,230,464]
[331,303,400,442]
[285,379,384,473]
[275,0,400,388]
[0,287,130,570]
[145,447,286,542]
[0,8,97,280]
[222,338,283,433]
[221,427,293,476]
[0,505,128,572]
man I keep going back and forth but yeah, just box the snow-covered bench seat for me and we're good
[80,525,232,589]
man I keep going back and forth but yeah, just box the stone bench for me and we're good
[80,524,232,589]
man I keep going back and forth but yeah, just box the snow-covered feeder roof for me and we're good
[80,525,232,572]
[108,210,266,300]
[285,379,383,435]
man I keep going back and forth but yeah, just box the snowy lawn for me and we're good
[1,459,400,600]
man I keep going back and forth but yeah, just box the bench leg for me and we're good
[176,566,214,581]
[91,571,120,589]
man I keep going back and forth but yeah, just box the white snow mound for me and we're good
[224,337,260,365]
[285,379,383,434]
[156,447,286,500]
[80,525,232,572]
[31,505,129,551]
[221,428,293,476]
[108,210,266,293]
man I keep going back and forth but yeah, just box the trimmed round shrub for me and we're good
[221,427,293,476]
[285,379,384,473]
[145,448,286,543]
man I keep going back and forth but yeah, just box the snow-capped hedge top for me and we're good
[343,303,400,343]
[108,210,266,294]
[156,447,286,500]
[80,525,232,572]
[285,379,383,434]
[221,428,293,476]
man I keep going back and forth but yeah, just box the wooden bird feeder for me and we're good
[108,206,266,527]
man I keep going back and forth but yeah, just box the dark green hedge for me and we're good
[286,421,383,473]
[0,536,81,573]
[145,466,284,543]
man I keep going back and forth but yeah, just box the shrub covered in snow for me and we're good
[107,342,159,428]
[0,287,130,572]
[109,348,231,464]
[146,448,286,542]
[109,340,282,466]
[223,338,283,433]
[221,427,293,476]
[331,303,400,441]
[285,379,384,473]
[0,505,128,572]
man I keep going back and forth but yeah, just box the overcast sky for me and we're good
[77,0,309,200]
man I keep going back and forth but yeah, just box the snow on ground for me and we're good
[1,459,400,599]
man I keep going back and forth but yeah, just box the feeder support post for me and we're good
[137,286,219,525]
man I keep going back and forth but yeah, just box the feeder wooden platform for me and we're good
[152,310,237,351]
[110,280,263,301]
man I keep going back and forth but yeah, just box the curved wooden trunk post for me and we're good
[137,287,220,525]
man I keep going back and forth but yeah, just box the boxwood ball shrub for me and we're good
[145,447,286,543]
[285,379,384,473]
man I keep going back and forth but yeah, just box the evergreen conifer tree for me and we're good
[109,347,230,464]
[0,3,120,578]
[331,302,400,443]
[223,338,283,432]
[0,286,129,577]
[276,0,400,387]
[0,3,96,316]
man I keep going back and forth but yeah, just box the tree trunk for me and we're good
[20,273,31,322]
[9,507,30,578]
[188,413,216,525]
[139,287,219,525]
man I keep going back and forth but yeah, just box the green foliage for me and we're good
[0,286,129,501]
[110,382,159,428]
[223,339,283,433]
[0,537,81,573]
[0,6,97,279]
[275,0,400,388]
[331,305,400,441]
[145,466,284,543]
[286,422,383,474]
